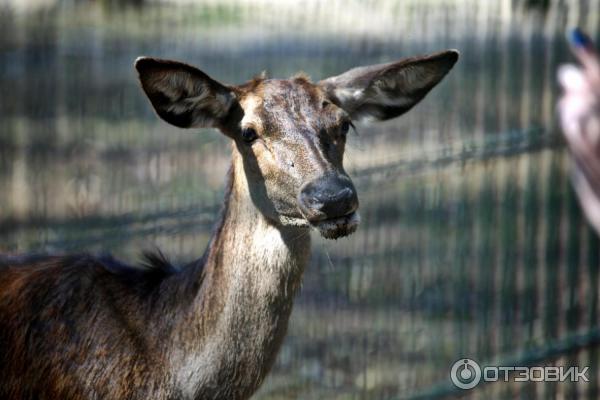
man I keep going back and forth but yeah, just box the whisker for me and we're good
[321,242,336,270]
[290,228,310,243]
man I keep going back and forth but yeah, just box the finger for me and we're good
[558,64,587,92]
[569,28,600,84]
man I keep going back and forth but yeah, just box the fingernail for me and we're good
[571,28,591,48]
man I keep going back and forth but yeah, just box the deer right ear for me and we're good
[135,57,238,129]
[319,50,459,122]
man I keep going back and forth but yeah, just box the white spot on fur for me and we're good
[239,94,263,132]
[280,215,310,226]
[334,87,364,103]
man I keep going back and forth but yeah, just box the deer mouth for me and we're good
[312,211,360,239]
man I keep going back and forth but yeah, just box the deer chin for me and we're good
[312,212,360,240]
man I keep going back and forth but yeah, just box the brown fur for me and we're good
[0,50,458,400]
[0,164,310,399]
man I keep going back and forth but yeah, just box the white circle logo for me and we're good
[450,358,482,390]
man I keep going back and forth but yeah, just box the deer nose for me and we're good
[299,175,359,223]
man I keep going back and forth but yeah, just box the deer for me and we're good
[0,49,458,400]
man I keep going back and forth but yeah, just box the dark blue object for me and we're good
[571,28,592,48]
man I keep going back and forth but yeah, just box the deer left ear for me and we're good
[135,57,238,129]
[319,50,459,121]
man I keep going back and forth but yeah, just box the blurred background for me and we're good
[1,0,599,398]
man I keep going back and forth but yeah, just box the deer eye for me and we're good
[241,127,258,143]
[340,121,351,136]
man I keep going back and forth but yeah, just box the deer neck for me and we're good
[171,148,311,399]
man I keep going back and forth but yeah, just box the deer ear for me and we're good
[135,57,237,129]
[319,50,459,122]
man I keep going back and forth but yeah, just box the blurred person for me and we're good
[559,28,600,234]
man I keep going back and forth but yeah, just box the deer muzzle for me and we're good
[298,174,360,239]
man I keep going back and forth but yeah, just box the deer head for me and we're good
[135,50,458,239]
